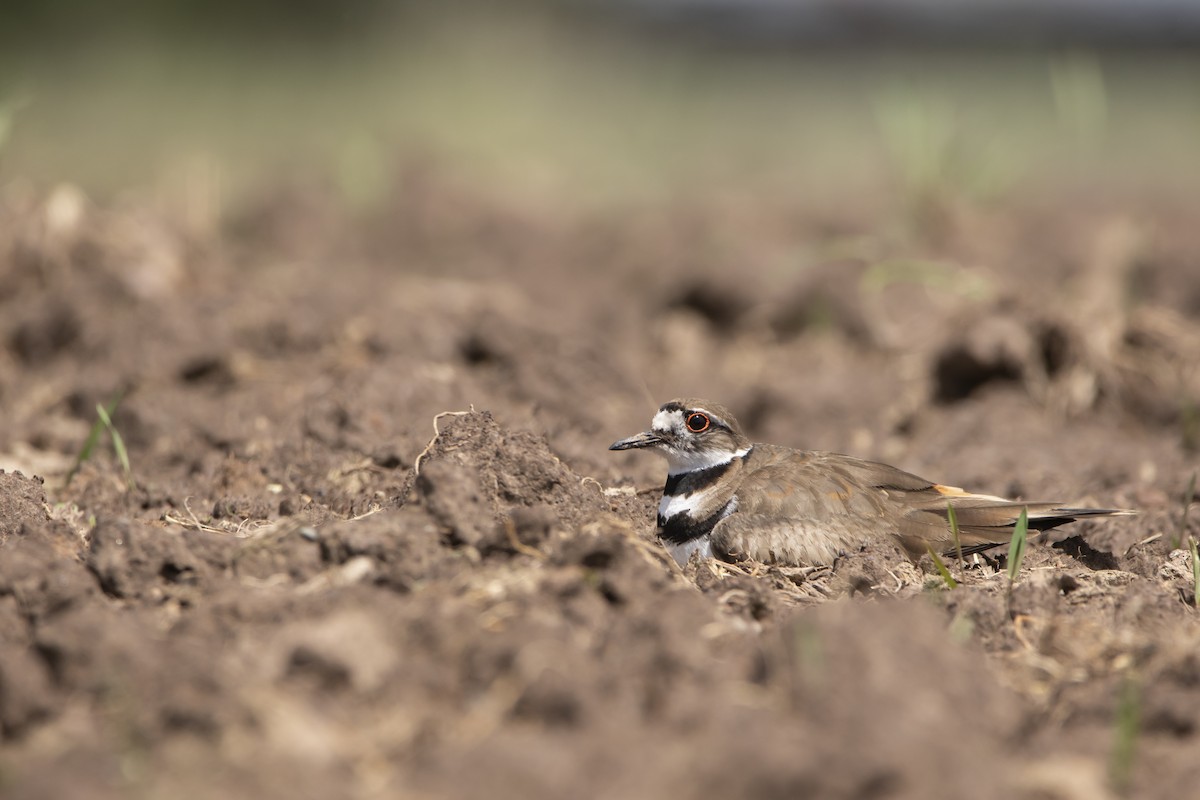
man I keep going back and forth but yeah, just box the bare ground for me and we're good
[1,169,1199,799]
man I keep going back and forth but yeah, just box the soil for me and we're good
[1,170,1199,799]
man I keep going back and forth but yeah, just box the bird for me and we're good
[609,398,1133,567]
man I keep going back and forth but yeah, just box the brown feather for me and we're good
[618,398,1134,567]
[710,445,1132,565]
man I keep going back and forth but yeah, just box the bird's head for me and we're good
[609,398,750,475]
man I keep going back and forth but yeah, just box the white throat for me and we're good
[665,445,752,477]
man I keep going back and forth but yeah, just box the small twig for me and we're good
[350,504,383,521]
[163,511,223,534]
[1012,614,1037,651]
[580,476,638,497]
[413,407,475,476]
[883,567,904,593]
[183,497,206,529]
[503,517,547,560]
[163,496,270,537]
[1128,532,1162,552]
[712,559,751,577]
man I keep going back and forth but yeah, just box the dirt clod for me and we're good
[0,171,1198,799]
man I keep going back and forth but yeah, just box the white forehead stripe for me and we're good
[651,409,684,432]
[654,407,725,428]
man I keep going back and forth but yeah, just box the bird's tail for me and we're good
[901,486,1135,557]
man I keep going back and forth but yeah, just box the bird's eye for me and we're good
[686,413,710,433]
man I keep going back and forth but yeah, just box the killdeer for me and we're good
[610,398,1133,566]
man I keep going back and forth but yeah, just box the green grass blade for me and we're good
[947,502,964,571]
[1189,538,1200,609]
[1177,471,1196,549]
[1181,398,1199,454]
[0,94,29,155]
[64,414,107,487]
[95,402,132,484]
[65,392,126,487]
[1109,673,1141,797]
[1007,508,1029,583]
[926,545,958,589]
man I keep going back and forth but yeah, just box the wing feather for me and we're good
[711,446,1132,564]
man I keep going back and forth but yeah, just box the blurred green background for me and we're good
[1,1,1197,212]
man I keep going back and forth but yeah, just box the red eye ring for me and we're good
[686,413,710,433]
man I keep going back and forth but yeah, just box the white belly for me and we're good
[666,536,713,565]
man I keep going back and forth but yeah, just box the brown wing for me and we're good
[712,446,1132,565]
[710,447,901,565]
